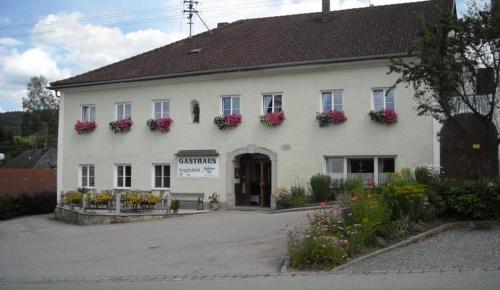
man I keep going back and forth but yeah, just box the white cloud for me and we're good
[2,47,71,84]
[0,105,4,112]
[32,12,185,71]
[0,37,21,46]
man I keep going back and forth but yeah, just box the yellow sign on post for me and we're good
[472,144,481,149]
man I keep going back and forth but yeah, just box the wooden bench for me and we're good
[170,192,204,210]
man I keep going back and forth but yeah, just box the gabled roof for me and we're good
[0,169,56,195]
[50,0,455,89]
[3,148,57,169]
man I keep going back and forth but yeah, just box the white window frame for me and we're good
[79,164,95,189]
[151,164,171,189]
[220,95,240,116]
[115,102,132,121]
[114,164,132,189]
[81,104,96,122]
[321,90,343,112]
[371,88,396,111]
[152,99,170,119]
[262,93,283,114]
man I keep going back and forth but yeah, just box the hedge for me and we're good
[0,192,56,220]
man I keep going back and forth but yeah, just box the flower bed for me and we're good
[64,191,83,207]
[214,114,242,129]
[87,191,112,208]
[121,192,162,211]
[147,117,173,133]
[259,111,285,127]
[74,120,97,134]
[369,109,398,124]
[316,111,347,127]
[109,117,133,133]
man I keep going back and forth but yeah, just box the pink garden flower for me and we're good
[74,120,96,134]
[260,111,285,127]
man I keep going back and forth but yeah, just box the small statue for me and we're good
[193,103,200,123]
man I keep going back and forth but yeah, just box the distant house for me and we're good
[0,168,56,195]
[3,148,57,169]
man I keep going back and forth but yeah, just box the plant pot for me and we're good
[209,202,219,211]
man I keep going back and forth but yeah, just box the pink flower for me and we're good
[156,117,173,132]
[320,202,326,209]
[330,111,347,123]
[74,120,97,134]
[260,111,285,127]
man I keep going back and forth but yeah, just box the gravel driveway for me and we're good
[0,211,307,280]
[339,226,500,274]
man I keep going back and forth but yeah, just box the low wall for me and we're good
[54,206,170,225]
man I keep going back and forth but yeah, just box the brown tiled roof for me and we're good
[0,169,56,195]
[50,0,455,89]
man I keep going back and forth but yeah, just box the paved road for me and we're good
[0,211,307,280]
[1,212,500,290]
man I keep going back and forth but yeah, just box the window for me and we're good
[263,94,282,113]
[322,90,343,112]
[153,100,170,119]
[115,164,131,188]
[221,96,240,116]
[153,164,170,189]
[116,103,132,120]
[326,158,344,181]
[81,105,96,121]
[372,88,395,111]
[80,164,95,188]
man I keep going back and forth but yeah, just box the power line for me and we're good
[0,0,318,39]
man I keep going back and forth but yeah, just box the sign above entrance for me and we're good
[177,156,219,177]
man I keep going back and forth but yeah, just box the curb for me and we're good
[269,204,337,214]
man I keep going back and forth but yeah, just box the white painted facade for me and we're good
[57,59,435,207]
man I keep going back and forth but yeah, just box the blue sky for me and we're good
[0,0,476,112]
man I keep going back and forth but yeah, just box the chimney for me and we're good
[322,0,330,12]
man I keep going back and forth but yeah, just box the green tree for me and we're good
[22,76,58,112]
[389,3,499,179]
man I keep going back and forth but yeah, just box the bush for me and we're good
[309,174,332,202]
[414,167,435,185]
[288,208,350,269]
[0,192,56,220]
[382,182,429,222]
[349,193,391,250]
[290,183,310,207]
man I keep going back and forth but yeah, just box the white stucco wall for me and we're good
[57,59,435,206]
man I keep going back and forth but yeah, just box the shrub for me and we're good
[288,208,350,269]
[0,192,56,220]
[290,183,310,207]
[170,199,180,211]
[309,174,332,202]
[414,166,436,185]
[382,182,429,222]
[275,186,293,209]
[349,193,391,250]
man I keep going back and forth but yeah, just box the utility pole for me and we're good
[183,0,198,38]
[183,0,211,38]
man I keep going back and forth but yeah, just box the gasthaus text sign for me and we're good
[177,156,219,177]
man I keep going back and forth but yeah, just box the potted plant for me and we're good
[208,193,220,211]
[316,111,347,127]
[259,111,285,127]
[170,199,180,214]
[368,109,398,124]
[74,120,97,134]
[214,114,242,129]
[64,191,83,209]
[147,117,173,133]
[109,117,133,133]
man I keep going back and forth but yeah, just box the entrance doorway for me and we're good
[234,154,271,207]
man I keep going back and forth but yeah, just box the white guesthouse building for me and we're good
[50,0,456,208]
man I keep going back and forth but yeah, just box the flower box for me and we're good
[214,114,242,129]
[74,120,96,134]
[259,111,285,127]
[109,117,133,133]
[147,117,173,133]
[369,109,398,124]
[316,111,347,127]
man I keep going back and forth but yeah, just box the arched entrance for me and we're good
[226,145,277,208]
[235,153,271,207]
[440,113,498,180]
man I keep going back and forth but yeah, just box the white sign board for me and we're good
[177,156,219,177]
